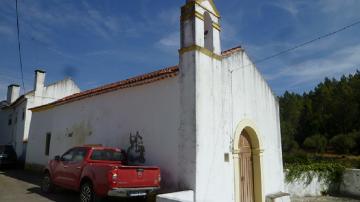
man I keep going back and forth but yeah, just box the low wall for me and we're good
[156,191,194,202]
[340,169,360,197]
[285,169,360,198]
[285,174,329,197]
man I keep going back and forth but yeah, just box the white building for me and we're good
[0,70,80,163]
[26,1,288,201]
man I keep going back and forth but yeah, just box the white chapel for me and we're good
[26,1,288,201]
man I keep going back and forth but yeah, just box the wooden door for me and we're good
[239,131,254,202]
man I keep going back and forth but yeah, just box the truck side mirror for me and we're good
[54,155,61,161]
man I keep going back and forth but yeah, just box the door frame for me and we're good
[233,119,264,202]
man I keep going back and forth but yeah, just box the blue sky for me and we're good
[1,0,360,100]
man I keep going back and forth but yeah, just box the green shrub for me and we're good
[285,162,345,186]
[330,134,357,154]
[303,134,328,153]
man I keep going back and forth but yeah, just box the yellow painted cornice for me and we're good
[179,45,222,61]
[212,22,221,31]
[181,10,204,21]
[181,10,221,31]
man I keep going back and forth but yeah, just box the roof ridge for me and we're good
[30,46,242,112]
[31,65,179,111]
[222,46,243,57]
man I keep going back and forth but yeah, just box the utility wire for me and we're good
[255,19,360,64]
[231,19,360,72]
[15,0,26,93]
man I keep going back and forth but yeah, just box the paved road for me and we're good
[2,169,360,202]
[0,169,151,202]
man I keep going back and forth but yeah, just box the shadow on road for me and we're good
[1,168,42,185]
[0,168,154,202]
[27,187,79,202]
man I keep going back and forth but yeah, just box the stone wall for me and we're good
[285,169,360,198]
[340,169,360,197]
[157,191,194,202]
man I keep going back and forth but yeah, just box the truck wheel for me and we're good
[80,182,102,202]
[41,172,55,193]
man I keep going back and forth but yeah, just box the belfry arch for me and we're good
[203,11,214,51]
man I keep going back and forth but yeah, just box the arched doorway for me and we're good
[239,130,254,202]
[233,120,264,202]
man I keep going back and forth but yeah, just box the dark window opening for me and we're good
[61,149,74,162]
[45,133,51,156]
[203,12,214,51]
[8,119,12,125]
[22,109,25,120]
[90,149,126,162]
[60,148,88,163]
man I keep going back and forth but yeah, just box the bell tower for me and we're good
[178,1,224,201]
[179,0,221,57]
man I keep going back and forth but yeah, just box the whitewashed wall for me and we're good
[192,52,232,202]
[179,49,285,202]
[26,77,181,191]
[0,99,28,160]
[218,50,285,202]
[4,78,80,161]
[227,51,285,197]
[13,101,28,160]
[0,108,11,145]
[24,78,80,142]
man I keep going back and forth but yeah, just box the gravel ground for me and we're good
[291,196,360,202]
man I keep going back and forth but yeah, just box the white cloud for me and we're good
[157,32,179,48]
[2,0,135,43]
[265,44,360,86]
[267,1,299,16]
[81,1,121,39]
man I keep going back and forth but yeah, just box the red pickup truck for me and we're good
[41,146,161,202]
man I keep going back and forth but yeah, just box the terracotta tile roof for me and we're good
[222,46,243,57]
[31,66,179,111]
[31,46,242,112]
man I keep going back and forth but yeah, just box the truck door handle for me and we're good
[76,167,81,169]
[63,165,68,168]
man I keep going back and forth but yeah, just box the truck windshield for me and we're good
[90,149,126,162]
